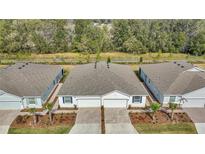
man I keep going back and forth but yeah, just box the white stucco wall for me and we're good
[163,96,182,104]
[102,91,129,100]
[22,97,42,108]
[58,91,147,108]
[58,96,74,108]
[128,96,147,107]
[162,87,205,107]
[58,96,101,108]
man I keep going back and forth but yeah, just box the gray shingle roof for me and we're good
[59,62,148,96]
[140,61,205,95]
[0,63,62,97]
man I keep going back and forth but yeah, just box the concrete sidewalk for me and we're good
[104,108,138,134]
[69,108,101,134]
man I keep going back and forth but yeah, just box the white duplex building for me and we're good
[139,61,205,108]
[58,62,148,108]
[0,63,63,110]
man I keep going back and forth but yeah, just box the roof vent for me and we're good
[177,63,180,66]
[25,63,29,65]
[22,65,25,67]
[173,61,176,64]
[181,65,184,68]
[18,67,22,69]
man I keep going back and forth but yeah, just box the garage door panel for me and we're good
[77,99,101,107]
[182,98,205,108]
[104,99,127,108]
[0,101,22,110]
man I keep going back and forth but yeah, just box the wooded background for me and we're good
[0,19,204,56]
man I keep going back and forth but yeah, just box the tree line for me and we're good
[0,19,205,55]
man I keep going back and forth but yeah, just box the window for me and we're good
[63,96,72,104]
[169,96,176,102]
[133,96,142,103]
[27,98,36,105]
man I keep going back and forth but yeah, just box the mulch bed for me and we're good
[129,111,193,124]
[10,113,77,128]
[127,106,149,110]
[101,106,105,134]
[57,107,78,110]
[20,108,45,112]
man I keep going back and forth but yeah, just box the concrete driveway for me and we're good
[69,108,101,134]
[183,108,205,134]
[0,110,20,134]
[104,108,138,134]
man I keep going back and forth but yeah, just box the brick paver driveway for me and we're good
[104,108,138,134]
[0,110,20,134]
[69,108,101,134]
[183,108,205,134]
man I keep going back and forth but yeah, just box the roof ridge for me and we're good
[108,65,134,86]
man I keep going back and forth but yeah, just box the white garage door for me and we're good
[77,99,101,107]
[103,99,127,108]
[182,98,205,108]
[0,101,22,110]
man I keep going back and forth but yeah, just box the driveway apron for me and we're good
[104,108,138,134]
[183,108,205,134]
[0,110,20,134]
[69,108,101,134]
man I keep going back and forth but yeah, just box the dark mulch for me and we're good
[10,113,77,128]
[57,106,78,110]
[129,111,193,124]
[20,108,44,112]
[101,106,105,134]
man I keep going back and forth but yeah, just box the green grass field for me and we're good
[134,123,197,134]
[1,52,205,64]
[29,52,205,61]
[8,125,73,134]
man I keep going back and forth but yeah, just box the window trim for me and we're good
[27,98,36,105]
[132,96,142,104]
[63,96,73,104]
[169,96,176,103]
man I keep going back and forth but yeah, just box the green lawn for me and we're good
[8,125,73,134]
[134,123,197,134]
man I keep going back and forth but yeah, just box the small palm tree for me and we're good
[29,108,37,125]
[150,102,161,122]
[44,103,53,125]
[169,102,178,121]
